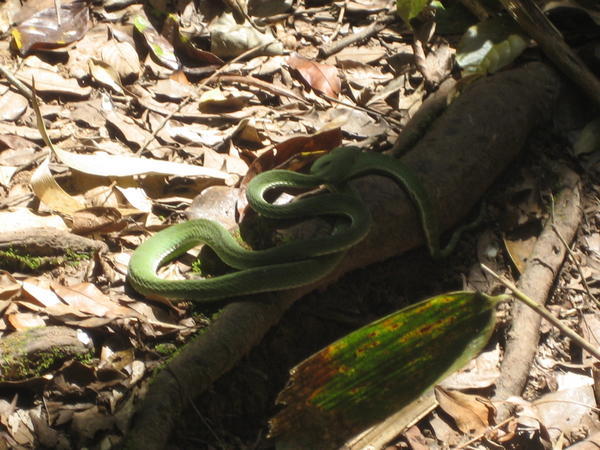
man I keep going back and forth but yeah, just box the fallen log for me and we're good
[124,62,565,449]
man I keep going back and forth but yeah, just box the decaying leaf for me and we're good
[72,207,126,234]
[133,14,180,71]
[30,156,85,215]
[198,87,254,112]
[210,12,283,58]
[287,54,341,98]
[0,90,28,121]
[270,291,500,448]
[100,40,141,83]
[434,386,495,435]
[17,65,92,98]
[88,59,124,95]
[11,0,90,55]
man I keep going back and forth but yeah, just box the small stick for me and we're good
[329,1,347,42]
[319,15,397,59]
[552,223,598,305]
[481,263,600,361]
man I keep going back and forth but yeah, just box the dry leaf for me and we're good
[88,59,124,94]
[0,272,21,301]
[21,279,63,308]
[0,90,28,121]
[16,66,91,98]
[30,156,85,215]
[434,386,495,435]
[11,0,89,55]
[100,40,141,82]
[52,146,237,184]
[288,54,341,97]
[7,312,46,330]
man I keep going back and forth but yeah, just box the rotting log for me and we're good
[124,62,565,450]
[0,326,93,381]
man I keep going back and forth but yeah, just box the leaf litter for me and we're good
[0,0,597,448]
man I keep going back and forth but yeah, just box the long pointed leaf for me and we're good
[270,291,501,449]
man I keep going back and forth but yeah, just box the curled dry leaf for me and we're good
[100,40,141,83]
[210,12,283,58]
[30,156,85,216]
[287,54,341,98]
[434,386,495,435]
[115,185,153,213]
[88,59,124,95]
[198,87,254,112]
[0,271,21,301]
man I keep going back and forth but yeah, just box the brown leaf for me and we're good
[0,271,21,301]
[11,0,90,55]
[52,283,109,317]
[16,65,92,99]
[434,386,495,435]
[104,110,153,149]
[287,54,341,98]
[6,312,46,330]
[21,279,62,308]
[100,40,141,83]
[72,207,125,234]
[52,282,137,319]
[0,90,28,122]
[404,425,431,450]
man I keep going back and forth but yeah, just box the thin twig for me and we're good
[454,416,513,450]
[481,263,600,361]
[319,15,397,58]
[329,1,347,42]
[261,5,341,24]
[215,74,310,105]
[552,223,598,305]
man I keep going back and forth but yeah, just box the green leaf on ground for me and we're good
[270,291,501,449]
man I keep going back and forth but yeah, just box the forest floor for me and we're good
[0,0,598,449]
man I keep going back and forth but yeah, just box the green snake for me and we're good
[127,147,457,302]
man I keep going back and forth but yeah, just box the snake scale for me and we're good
[127,146,459,302]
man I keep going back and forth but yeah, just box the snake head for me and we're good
[310,146,361,183]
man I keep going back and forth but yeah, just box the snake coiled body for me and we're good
[127,147,451,302]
